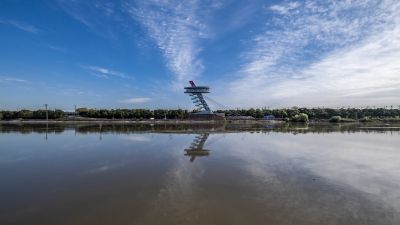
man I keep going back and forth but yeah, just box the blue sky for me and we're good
[1,0,399,110]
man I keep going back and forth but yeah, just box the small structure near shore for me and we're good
[264,115,275,120]
[184,81,225,120]
[226,116,255,120]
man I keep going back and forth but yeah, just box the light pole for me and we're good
[45,104,48,121]
[44,104,48,140]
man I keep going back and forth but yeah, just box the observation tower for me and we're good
[184,81,225,120]
[184,81,211,113]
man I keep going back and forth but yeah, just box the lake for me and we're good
[1,123,399,225]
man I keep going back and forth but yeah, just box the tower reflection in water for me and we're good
[184,133,210,162]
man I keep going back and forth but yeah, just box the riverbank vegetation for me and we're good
[1,107,399,122]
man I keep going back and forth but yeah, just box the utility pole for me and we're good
[45,104,48,121]
[74,105,77,115]
[45,104,48,140]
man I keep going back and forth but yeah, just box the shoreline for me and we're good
[1,119,399,125]
[0,119,278,125]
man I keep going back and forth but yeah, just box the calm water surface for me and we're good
[1,123,399,225]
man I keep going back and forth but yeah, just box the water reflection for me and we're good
[184,133,210,162]
[0,123,400,225]
[1,122,400,135]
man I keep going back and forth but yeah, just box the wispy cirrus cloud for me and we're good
[56,0,121,40]
[57,88,101,97]
[56,0,221,88]
[0,76,34,91]
[242,0,384,78]
[0,77,29,83]
[49,45,67,53]
[0,20,39,34]
[82,65,133,80]
[125,0,220,87]
[222,0,400,108]
[269,1,301,15]
[120,97,151,104]
[56,0,92,27]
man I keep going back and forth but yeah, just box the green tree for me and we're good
[291,113,309,123]
[273,109,288,118]
[17,110,33,119]
[329,116,342,123]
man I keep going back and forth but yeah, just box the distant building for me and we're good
[264,115,275,120]
[226,116,255,120]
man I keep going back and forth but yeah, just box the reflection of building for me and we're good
[184,133,210,162]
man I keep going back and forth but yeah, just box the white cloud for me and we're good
[56,0,121,39]
[270,1,301,15]
[57,88,100,97]
[49,45,67,52]
[222,0,400,108]
[120,97,151,104]
[125,0,219,87]
[56,0,95,28]
[3,77,28,83]
[0,20,39,34]
[57,0,221,89]
[0,76,29,83]
[82,65,133,79]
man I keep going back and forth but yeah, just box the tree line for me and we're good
[0,109,65,120]
[0,108,190,120]
[76,108,189,119]
[0,107,399,121]
[215,107,400,120]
